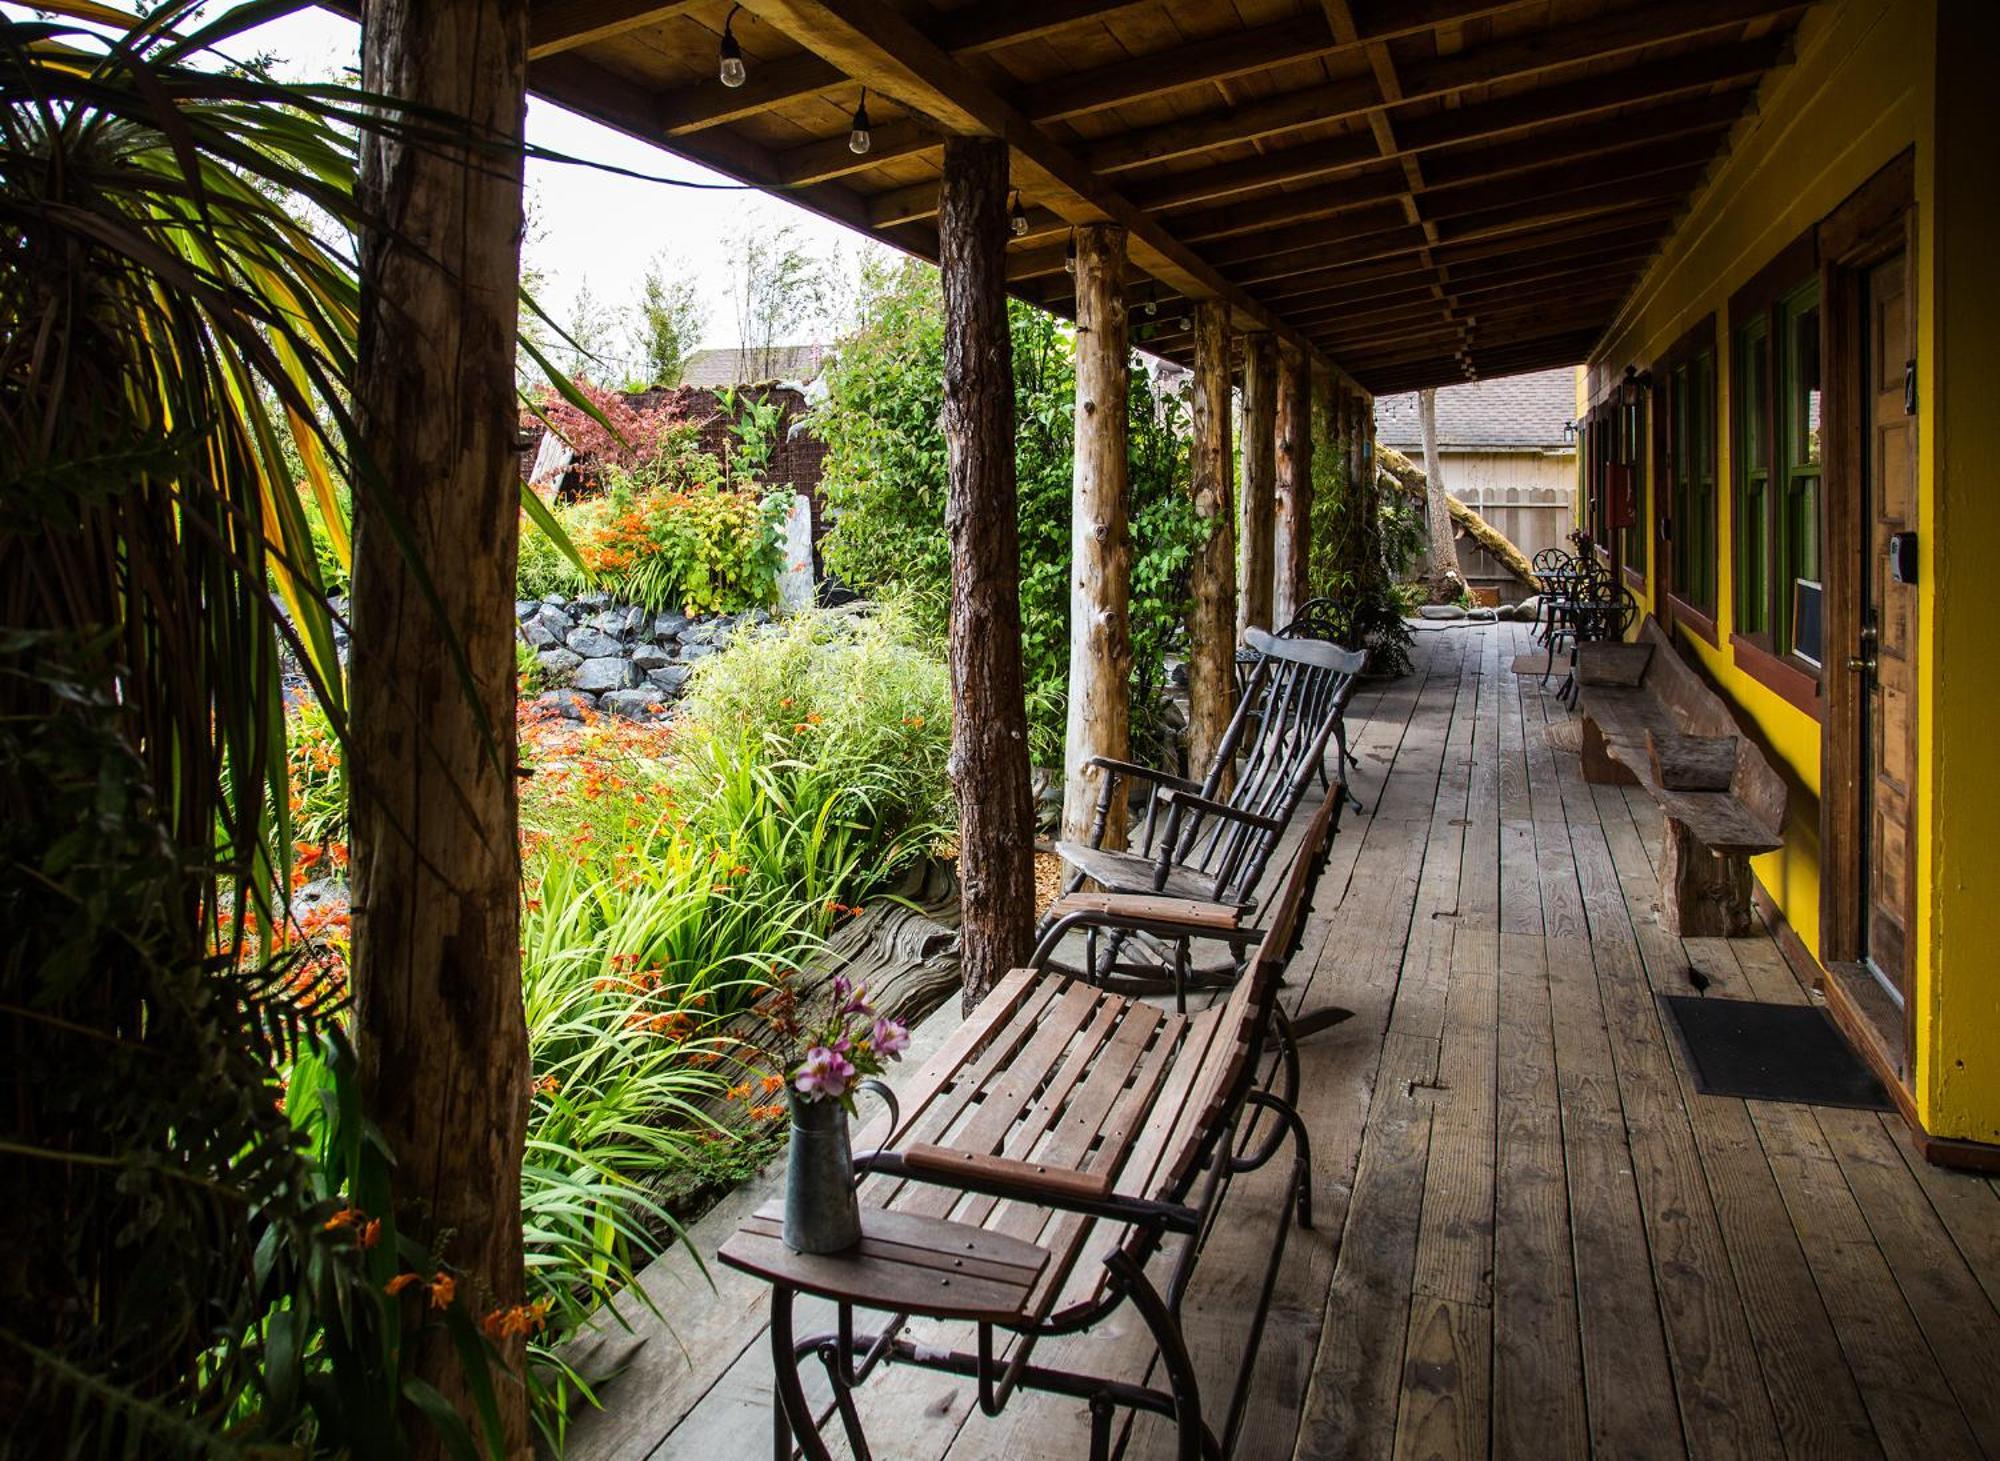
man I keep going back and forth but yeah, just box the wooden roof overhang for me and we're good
[520,0,1812,394]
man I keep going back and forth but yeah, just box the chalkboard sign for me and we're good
[1793,578,1823,669]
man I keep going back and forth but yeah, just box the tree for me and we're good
[558,278,617,381]
[1418,387,1465,601]
[630,254,706,387]
[726,213,834,380]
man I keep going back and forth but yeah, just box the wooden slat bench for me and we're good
[719,789,1343,1461]
[1575,617,1788,936]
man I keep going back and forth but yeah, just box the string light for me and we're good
[848,89,872,155]
[1008,192,1029,237]
[718,6,746,88]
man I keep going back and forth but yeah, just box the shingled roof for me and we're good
[1375,366,1579,452]
[679,344,830,388]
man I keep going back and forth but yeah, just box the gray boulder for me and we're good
[515,599,540,621]
[534,605,574,641]
[1417,604,1466,620]
[585,609,632,637]
[565,626,623,659]
[646,664,693,695]
[573,656,640,694]
[539,592,568,607]
[575,590,611,611]
[602,688,669,721]
[534,689,596,720]
[536,647,581,681]
[678,641,719,661]
[520,618,557,649]
[630,642,674,671]
[653,611,691,641]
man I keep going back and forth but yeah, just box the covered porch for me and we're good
[563,621,2000,1460]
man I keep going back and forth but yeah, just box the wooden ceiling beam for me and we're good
[1275,239,1660,317]
[528,0,703,60]
[1087,0,1801,174]
[1312,294,1628,354]
[1345,322,1602,375]
[1123,37,1778,215]
[1210,169,1697,278]
[734,0,1344,373]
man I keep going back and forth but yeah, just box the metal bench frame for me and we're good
[732,795,1343,1461]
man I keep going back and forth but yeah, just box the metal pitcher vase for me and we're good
[783,1077,899,1254]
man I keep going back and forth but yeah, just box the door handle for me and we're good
[1847,656,1876,673]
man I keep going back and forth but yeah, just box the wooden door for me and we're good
[1861,251,1917,997]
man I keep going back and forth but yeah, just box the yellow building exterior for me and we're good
[1576,0,1999,1149]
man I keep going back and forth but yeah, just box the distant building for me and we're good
[679,344,831,388]
[1375,367,1578,592]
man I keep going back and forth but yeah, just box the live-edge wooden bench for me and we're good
[719,790,1342,1461]
[1575,617,1788,936]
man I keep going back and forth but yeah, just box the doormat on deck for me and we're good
[1661,996,1891,1110]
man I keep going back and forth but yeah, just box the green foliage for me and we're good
[670,601,955,873]
[581,482,789,617]
[629,255,706,389]
[1306,398,1414,677]
[814,258,1200,760]
[288,695,348,847]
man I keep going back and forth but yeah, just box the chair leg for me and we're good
[1106,1249,1210,1461]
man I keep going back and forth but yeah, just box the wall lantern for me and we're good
[1618,364,1652,467]
[1063,228,1077,275]
[718,6,747,87]
[1007,192,1028,237]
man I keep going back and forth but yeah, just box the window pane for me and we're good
[1794,304,1822,469]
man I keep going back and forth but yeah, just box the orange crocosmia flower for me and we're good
[428,1274,456,1310]
[727,1082,752,1102]
[385,1272,422,1297]
[322,1207,363,1232]
[359,1219,382,1249]
[751,1103,786,1122]
[535,1074,559,1096]
[760,1073,785,1095]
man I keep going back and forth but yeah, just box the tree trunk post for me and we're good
[350,0,532,1449]
[1187,300,1237,778]
[1273,342,1312,626]
[1418,386,1464,601]
[939,137,1035,1012]
[1237,332,1277,640]
[1061,223,1132,848]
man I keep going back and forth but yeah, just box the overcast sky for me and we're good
[22,2,885,367]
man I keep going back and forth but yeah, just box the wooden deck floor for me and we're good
[566,623,2000,1461]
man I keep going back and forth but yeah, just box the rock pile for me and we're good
[517,592,767,721]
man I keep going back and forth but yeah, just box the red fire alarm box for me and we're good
[1607,463,1636,530]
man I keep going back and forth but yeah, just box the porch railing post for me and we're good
[1274,343,1312,626]
[1238,331,1277,640]
[939,135,1036,1011]
[1187,299,1238,779]
[1062,223,1133,847]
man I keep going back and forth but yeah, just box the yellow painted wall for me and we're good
[1583,0,2000,1137]
[1924,0,2000,1141]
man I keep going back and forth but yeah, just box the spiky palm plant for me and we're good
[0,6,529,1453]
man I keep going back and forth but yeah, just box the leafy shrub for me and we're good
[813,257,1200,761]
[671,600,954,878]
[1306,394,1415,676]
[286,693,346,847]
[582,483,788,617]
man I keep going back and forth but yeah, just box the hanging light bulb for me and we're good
[848,90,872,155]
[1144,284,1159,317]
[718,6,746,88]
[1063,229,1077,275]
[1177,313,1193,332]
[1008,192,1029,237]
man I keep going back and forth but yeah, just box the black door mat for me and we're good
[1661,995,1891,1110]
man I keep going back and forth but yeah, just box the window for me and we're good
[1621,392,1648,578]
[1657,321,1718,616]
[1730,247,1823,668]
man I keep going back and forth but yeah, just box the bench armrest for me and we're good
[859,1149,1200,1234]
[1156,789,1282,833]
[1030,893,1259,972]
[1086,756,1201,795]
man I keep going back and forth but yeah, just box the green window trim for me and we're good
[1730,274,1823,667]
[1661,338,1718,614]
[1734,317,1770,635]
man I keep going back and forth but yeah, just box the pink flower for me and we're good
[831,975,873,1018]
[871,1018,910,1060]
[794,1045,855,1102]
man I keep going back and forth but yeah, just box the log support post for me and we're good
[1273,343,1312,626]
[1062,224,1132,847]
[1237,332,1277,640]
[350,0,533,1447]
[1187,300,1237,779]
[939,136,1035,1010]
